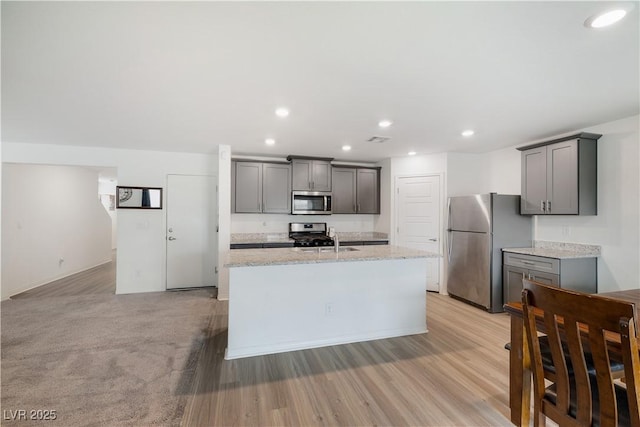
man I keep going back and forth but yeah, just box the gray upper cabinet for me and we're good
[234,162,263,213]
[356,168,379,214]
[521,146,547,214]
[289,157,332,191]
[332,168,357,213]
[233,161,291,213]
[262,163,292,213]
[519,132,600,215]
[331,167,380,214]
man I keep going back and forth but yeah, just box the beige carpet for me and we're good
[1,289,215,426]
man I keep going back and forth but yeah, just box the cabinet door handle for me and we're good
[547,200,551,212]
[357,204,361,212]
[541,200,546,212]
[353,204,357,213]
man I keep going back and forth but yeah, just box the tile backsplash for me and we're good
[231,213,377,234]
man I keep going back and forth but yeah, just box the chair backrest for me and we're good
[522,279,640,427]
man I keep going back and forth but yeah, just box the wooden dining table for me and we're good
[504,288,640,426]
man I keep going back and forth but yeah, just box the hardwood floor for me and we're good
[6,260,515,425]
[182,293,513,426]
[11,251,117,299]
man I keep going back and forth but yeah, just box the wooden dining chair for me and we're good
[522,279,640,427]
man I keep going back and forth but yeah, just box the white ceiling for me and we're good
[2,1,638,162]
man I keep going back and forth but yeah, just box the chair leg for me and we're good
[532,402,546,427]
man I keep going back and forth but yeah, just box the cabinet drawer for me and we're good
[528,270,560,287]
[503,252,560,274]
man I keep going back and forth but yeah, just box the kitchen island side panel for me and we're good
[227,258,427,359]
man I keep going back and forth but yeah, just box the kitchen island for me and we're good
[224,245,439,359]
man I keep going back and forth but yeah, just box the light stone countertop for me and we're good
[502,240,601,259]
[225,245,438,267]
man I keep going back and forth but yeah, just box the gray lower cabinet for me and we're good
[519,132,600,215]
[290,159,332,191]
[332,167,380,214]
[232,161,291,213]
[503,252,597,304]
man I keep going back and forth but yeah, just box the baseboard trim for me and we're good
[8,258,113,299]
[225,326,428,360]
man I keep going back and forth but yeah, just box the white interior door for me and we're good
[166,174,217,289]
[396,175,441,292]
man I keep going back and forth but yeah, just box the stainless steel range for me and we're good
[289,222,334,247]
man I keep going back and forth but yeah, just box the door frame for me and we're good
[393,173,445,293]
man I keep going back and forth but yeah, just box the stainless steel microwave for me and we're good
[291,191,332,215]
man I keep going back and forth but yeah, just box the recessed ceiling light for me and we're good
[585,9,627,28]
[342,145,352,151]
[275,108,289,117]
[378,120,393,128]
[265,138,276,145]
[408,151,417,156]
[461,129,475,137]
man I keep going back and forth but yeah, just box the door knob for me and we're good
[168,236,177,241]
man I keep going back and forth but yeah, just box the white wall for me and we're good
[446,152,489,196]
[2,164,112,299]
[231,213,377,234]
[217,145,231,300]
[3,142,218,295]
[485,146,522,195]
[485,114,640,292]
[99,177,118,249]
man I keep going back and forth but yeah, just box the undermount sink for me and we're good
[295,247,359,253]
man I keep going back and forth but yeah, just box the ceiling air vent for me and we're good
[367,136,391,144]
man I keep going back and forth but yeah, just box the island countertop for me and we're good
[225,245,439,268]
[502,241,601,259]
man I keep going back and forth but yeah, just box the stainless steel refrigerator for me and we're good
[446,194,532,313]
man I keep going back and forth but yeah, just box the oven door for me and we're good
[291,191,332,215]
